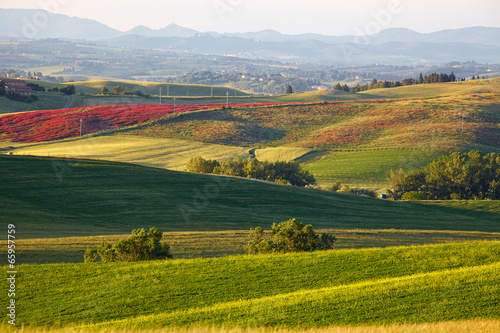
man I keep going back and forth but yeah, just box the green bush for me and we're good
[331,180,342,192]
[6,91,38,103]
[388,151,500,200]
[84,227,172,263]
[348,188,377,198]
[59,84,76,95]
[246,218,335,255]
[401,191,427,201]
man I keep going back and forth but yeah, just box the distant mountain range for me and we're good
[1,8,500,65]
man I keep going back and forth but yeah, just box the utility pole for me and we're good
[226,91,229,108]
[211,87,213,98]
[173,98,176,114]
[462,110,464,135]
[79,119,83,137]
[159,87,162,105]
[167,85,169,97]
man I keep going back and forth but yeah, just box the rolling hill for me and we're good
[1,156,498,240]
[5,242,500,329]
[2,79,499,188]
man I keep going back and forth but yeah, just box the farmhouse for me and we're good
[3,79,35,95]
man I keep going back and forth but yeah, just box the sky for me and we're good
[1,0,499,35]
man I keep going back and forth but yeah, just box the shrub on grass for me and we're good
[246,218,335,254]
[84,227,172,263]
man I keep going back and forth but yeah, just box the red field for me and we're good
[0,103,274,143]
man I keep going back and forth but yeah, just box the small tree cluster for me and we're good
[5,91,38,103]
[246,219,336,255]
[59,84,76,95]
[84,227,172,263]
[186,156,220,174]
[388,151,500,200]
[187,156,316,186]
[26,82,46,92]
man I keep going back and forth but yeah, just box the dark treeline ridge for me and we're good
[335,71,460,93]
[187,156,316,187]
[389,151,500,200]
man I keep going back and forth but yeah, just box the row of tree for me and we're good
[46,84,76,95]
[187,156,316,187]
[334,72,458,93]
[388,151,500,200]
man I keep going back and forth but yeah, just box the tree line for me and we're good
[388,151,500,200]
[334,71,458,93]
[187,156,316,187]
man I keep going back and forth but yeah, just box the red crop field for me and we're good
[0,103,275,143]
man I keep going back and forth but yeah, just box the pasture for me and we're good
[1,156,499,240]
[4,242,500,329]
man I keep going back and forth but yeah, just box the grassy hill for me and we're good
[28,78,250,97]
[5,241,500,329]
[4,135,252,171]
[1,156,498,240]
[301,150,445,188]
[2,79,499,188]
[0,92,68,114]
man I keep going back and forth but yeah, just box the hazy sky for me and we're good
[1,0,499,35]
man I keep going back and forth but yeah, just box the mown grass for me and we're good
[1,156,499,239]
[301,150,444,188]
[4,242,500,328]
[3,229,500,265]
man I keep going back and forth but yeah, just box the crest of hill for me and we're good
[124,23,199,38]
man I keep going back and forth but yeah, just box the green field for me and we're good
[1,156,499,240]
[4,242,499,329]
[301,150,445,188]
[27,79,249,97]
[0,93,68,114]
